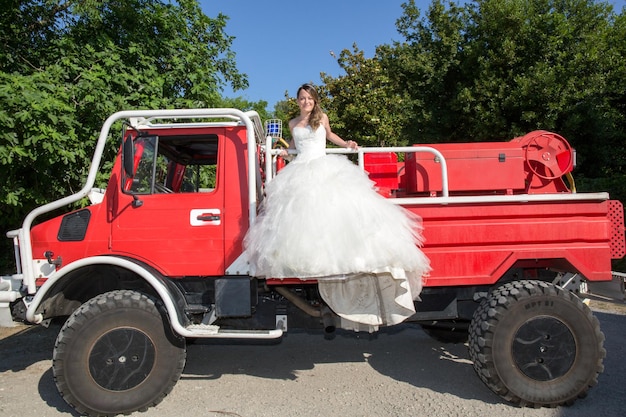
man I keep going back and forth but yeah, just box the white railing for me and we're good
[262,140,609,207]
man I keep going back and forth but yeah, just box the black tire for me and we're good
[420,320,469,344]
[53,290,186,416]
[468,280,605,407]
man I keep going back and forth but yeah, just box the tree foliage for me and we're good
[322,45,415,147]
[306,0,625,199]
[0,0,250,235]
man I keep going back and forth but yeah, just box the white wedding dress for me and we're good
[244,125,430,328]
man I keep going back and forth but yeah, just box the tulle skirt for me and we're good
[244,154,430,326]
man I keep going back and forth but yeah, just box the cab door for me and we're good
[110,130,227,276]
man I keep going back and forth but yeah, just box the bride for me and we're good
[244,83,430,328]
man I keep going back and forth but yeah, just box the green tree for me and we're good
[456,0,626,202]
[382,0,467,143]
[321,45,414,147]
[459,1,622,149]
[0,0,252,268]
[0,0,247,219]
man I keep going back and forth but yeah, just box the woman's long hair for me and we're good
[297,84,323,130]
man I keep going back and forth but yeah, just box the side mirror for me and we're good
[123,134,134,178]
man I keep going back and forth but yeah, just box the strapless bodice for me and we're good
[292,125,326,161]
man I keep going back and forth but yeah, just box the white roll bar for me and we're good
[12,109,261,295]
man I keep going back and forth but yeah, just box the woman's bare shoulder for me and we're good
[288,117,300,129]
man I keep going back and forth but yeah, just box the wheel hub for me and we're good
[88,328,156,391]
[512,316,576,381]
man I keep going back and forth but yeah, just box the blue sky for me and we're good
[199,0,625,111]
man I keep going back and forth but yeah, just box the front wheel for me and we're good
[468,280,605,407]
[53,290,186,416]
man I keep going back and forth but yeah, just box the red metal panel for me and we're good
[30,202,111,272]
[266,198,619,287]
[405,142,526,194]
[364,152,399,190]
[408,199,617,286]
[223,126,250,268]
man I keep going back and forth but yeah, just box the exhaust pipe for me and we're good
[274,286,337,333]
[274,286,320,317]
[321,306,336,334]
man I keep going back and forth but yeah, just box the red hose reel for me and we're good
[514,130,575,180]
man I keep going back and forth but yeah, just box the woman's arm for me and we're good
[322,113,358,149]
[280,119,297,157]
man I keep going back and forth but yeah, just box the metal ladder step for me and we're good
[184,323,283,339]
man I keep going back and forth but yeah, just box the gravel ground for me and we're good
[0,296,624,417]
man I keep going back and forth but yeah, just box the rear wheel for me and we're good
[468,280,605,407]
[53,290,186,416]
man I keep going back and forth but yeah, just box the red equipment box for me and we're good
[364,152,399,196]
[404,142,526,195]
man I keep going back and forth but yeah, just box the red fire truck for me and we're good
[1,108,623,416]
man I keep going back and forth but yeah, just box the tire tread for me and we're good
[468,280,605,407]
[53,290,186,416]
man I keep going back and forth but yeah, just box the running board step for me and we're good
[184,324,283,339]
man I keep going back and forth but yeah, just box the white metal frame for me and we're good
[262,140,609,206]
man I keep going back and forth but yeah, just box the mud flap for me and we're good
[215,276,253,317]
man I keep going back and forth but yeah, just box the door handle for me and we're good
[196,214,220,221]
[190,208,221,226]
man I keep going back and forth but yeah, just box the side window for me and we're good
[124,133,219,195]
[180,164,217,193]
[129,136,158,194]
[153,151,173,193]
